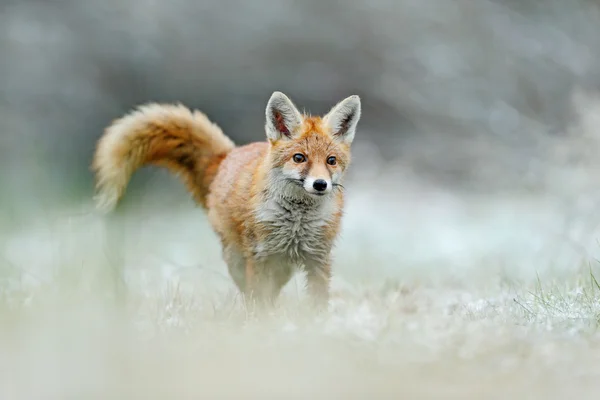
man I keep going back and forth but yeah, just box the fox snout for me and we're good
[312,179,328,192]
[303,176,332,196]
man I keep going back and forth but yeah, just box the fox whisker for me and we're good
[332,183,345,192]
[286,178,305,188]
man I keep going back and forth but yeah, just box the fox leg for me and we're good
[244,256,293,308]
[304,257,331,309]
[223,245,247,294]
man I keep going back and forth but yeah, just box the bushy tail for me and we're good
[92,103,235,211]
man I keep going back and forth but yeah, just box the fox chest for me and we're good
[254,198,333,261]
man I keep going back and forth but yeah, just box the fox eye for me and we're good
[327,156,337,166]
[293,153,306,163]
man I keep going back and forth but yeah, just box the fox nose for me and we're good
[313,179,328,192]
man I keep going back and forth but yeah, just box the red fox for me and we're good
[92,92,361,307]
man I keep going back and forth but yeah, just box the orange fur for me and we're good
[92,92,361,309]
[92,103,234,210]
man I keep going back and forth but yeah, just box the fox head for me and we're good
[264,91,361,199]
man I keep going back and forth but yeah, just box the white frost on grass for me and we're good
[2,246,600,398]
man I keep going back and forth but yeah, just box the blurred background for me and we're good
[3,0,600,282]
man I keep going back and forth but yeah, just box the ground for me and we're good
[2,178,600,399]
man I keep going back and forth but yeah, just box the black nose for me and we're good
[313,179,328,192]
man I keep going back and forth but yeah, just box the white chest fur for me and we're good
[254,195,335,261]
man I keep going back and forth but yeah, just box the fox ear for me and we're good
[265,91,303,141]
[323,95,361,145]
